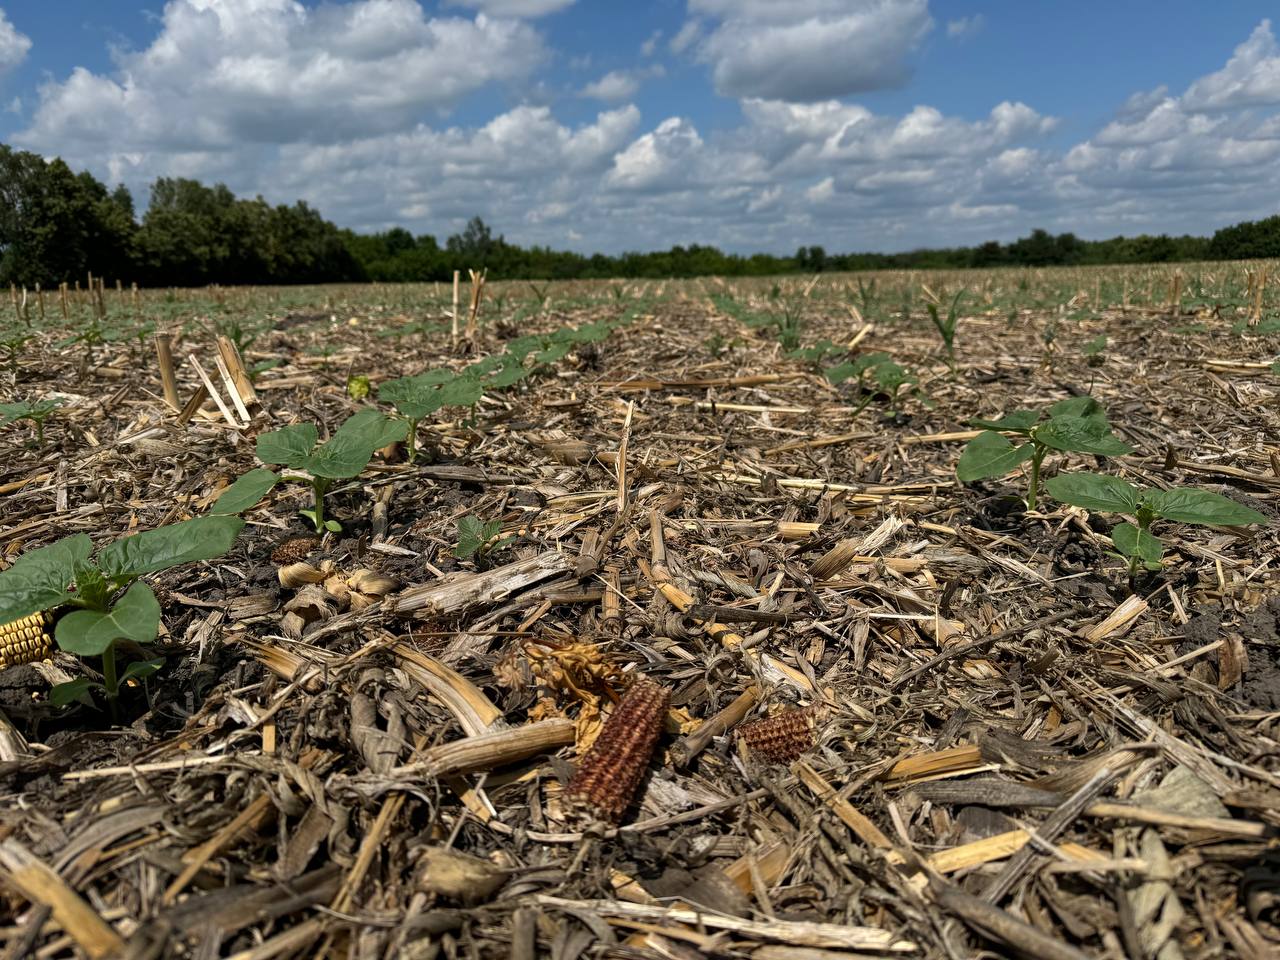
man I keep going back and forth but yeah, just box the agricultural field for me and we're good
[1,261,1279,957]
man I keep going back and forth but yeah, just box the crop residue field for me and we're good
[1,263,1279,956]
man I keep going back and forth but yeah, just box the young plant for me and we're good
[1,397,62,446]
[825,353,919,418]
[1082,334,1107,366]
[926,289,965,365]
[0,324,35,373]
[1045,473,1268,576]
[255,409,405,531]
[956,397,1132,510]
[378,370,484,463]
[0,515,246,717]
[787,339,843,366]
[454,515,514,565]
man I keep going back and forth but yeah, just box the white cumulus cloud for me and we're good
[0,7,31,73]
[689,0,931,101]
[444,0,575,17]
[18,0,547,154]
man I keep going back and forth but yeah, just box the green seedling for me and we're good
[454,515,514,565]
[1045,472,1268,576]
[378,370,483,463]
[956,397,1133,510]
[787,339,843,366]
[0,515,246,719]
[926,289,965,365]
[255,409,405,531]
[1082,335,1107,366]
[0,326,35,373]
[1,397,62,446]
[825,352,919,417]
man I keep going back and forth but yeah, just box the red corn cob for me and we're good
[566,678,670,823]
[738,707,817,764]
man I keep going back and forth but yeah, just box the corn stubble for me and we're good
[566,678,670,824]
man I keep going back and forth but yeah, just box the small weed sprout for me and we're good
[956,397,1132,510]
[454,515,515,565]
[1045,473,1268,576]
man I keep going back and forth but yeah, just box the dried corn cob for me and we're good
[567,678,670,824]
[738,707,817,764]
[0,611,54,669]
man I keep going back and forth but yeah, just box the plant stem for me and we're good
[1026,444,1047,510]
[312,478,331,531]
[102,643,119,723]
[406,418,419,463]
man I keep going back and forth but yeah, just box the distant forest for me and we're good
[2,144,1278,288]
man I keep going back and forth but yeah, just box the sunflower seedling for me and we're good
[0,515,246,719]
[956,396,1132,510]
[1045,472,1268,576]
[255,409,405,532]
[1082,334,1107,366]
[1,397,62,447]
[825,353,918,417]
[378,370,485,463]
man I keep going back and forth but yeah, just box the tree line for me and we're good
[2,143,1278,288]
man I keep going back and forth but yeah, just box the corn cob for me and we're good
[567,678,670,824]
[0,611,54,669]
[738,706,818,764]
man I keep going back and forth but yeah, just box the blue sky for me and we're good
[1,1,1279,254]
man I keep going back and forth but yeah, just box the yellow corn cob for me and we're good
[0,611,54,669]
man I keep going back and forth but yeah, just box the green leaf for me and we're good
[1082,335,1108,356]
[1044,473,1140,513]
[55,582,161,656]
[534,343,570,364]
[455,515,501,559]
[210,468,279,515]
[487,364,529,389]
[872,361,914,391]
[304,410,402,479]
[970,410,1040,432]
[1143,488,1269,526]
[439,377,485,408]
[50,677,99,707]
[98,515,245,579]
[824,362,860,385]
[956,431,1034,482]
[1047,396,1105,421]
[0,534,93,623]
[257,423,318,469]
[379,372,451,419]
[119,656,164,684]
[1034,416,1133,456]
[1112,523,1163,564]
[0,398,61,425]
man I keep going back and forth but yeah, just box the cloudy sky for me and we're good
[1,1,1279,254]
